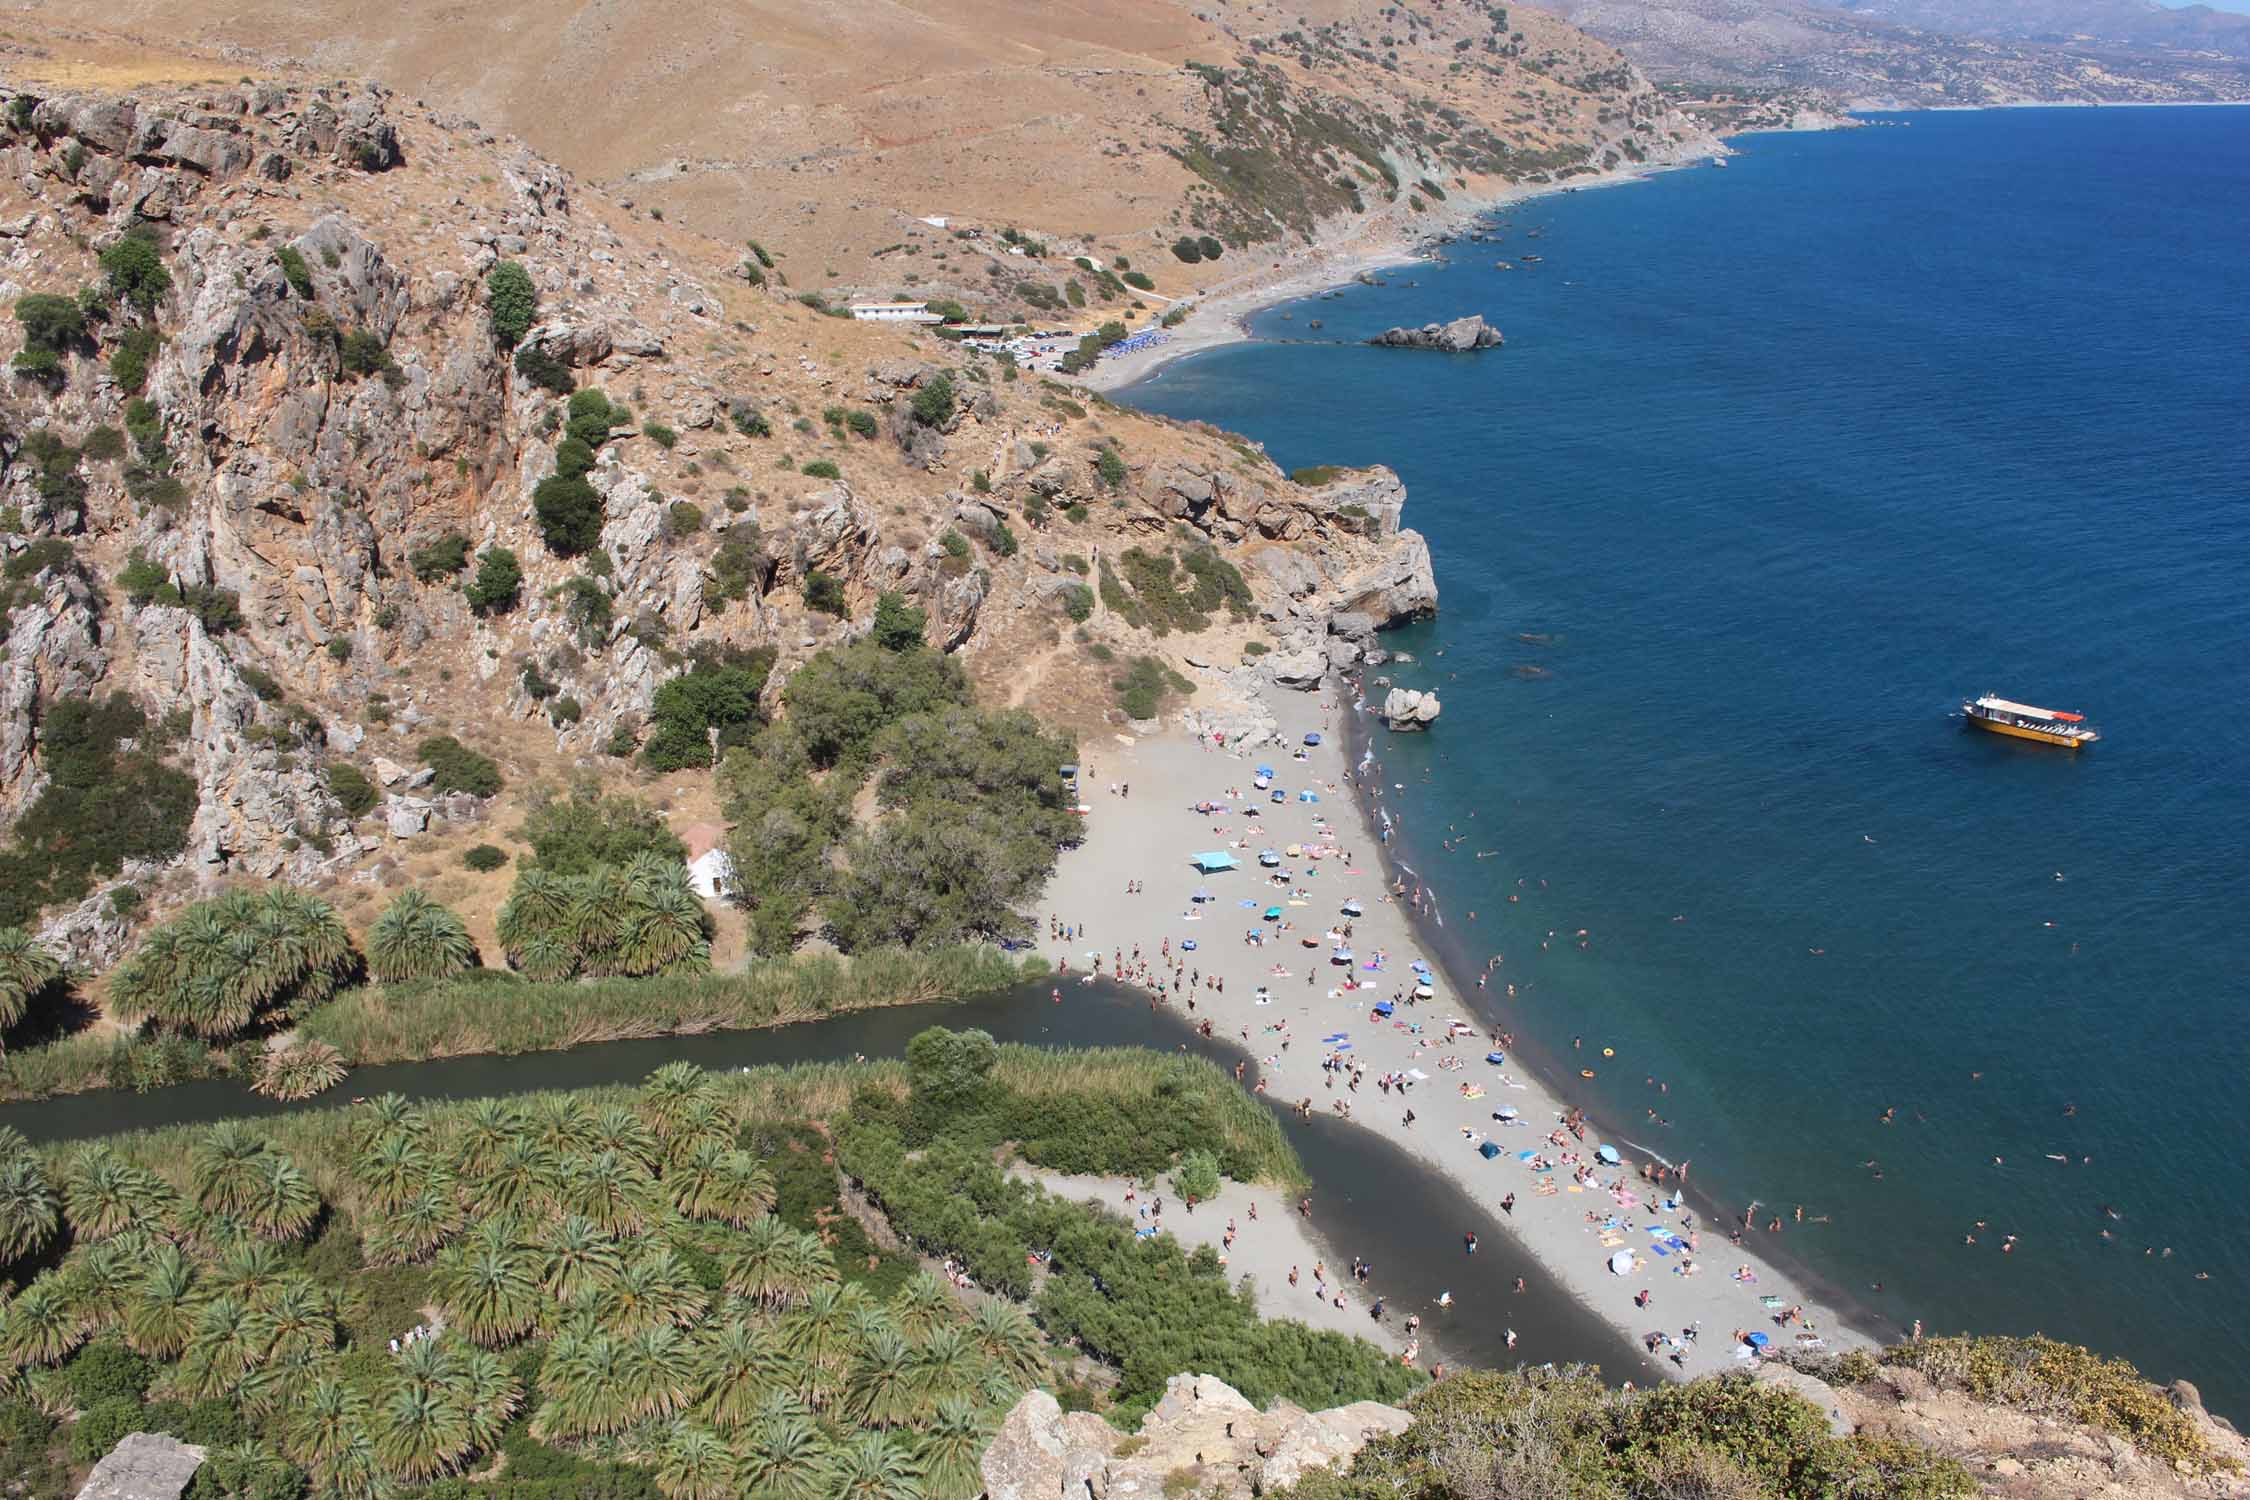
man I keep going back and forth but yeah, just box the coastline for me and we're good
[1040,689,1879,1384]
[1078,152,1720,396]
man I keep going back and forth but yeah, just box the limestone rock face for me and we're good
[982,1375,1408,1500]
[1369,314,1503,352]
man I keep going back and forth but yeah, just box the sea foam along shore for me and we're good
[1038,678,1881,1386]
[1078,149,1720,396]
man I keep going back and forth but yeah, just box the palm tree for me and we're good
[496,868,573,963]
[0,926,62,1038]
[741,1406,835,1500]
[124,1243,197,1358]
[655,1421,739,1500]
[450,1098,526,1177]
[890,1271,953,1343]
[0,1270,89,1366]
[917,1397,993,1500]
[967,1299,1047,1383]
[619,1323,699,1425]
[619,878,711,976]
[483,1135,562,1222]
[665,1094,736,1165]
[720,1215,793,1307]
[245,1151,322,1240]
[68,1236,146,1332]
[511,933,577,982]
[213,1240,289,1303]
[843,1325,919,1429]
[673,1145,774,1227]
[603,1248,707,1334]
[191,1123,268,1212]
[779,1282,865,1408]
[530,1330,627,1441]
[366,889,478,984]
[561,1150,654,1237]
[368,1186,463,1265]
[355,1132,439,1215]
[563,872,626,974]
[109,889,355,1039]
[693,1317,793,1433]
[359,1092,429,1145]
[0,1152,59,1263]
[282,1377,371,1470]
[461,1347,522,1452]
[771,1228,839,1311]
[907,1325,984,1421]
[313,1429,388,1500]
[829,1430,926,1500]
[374,1378,475,1481]
[526,1095,594,1156]
[432,1234,540,1346]
[252,1039,349,1101]
[588,1105,659,1169]
[536,1214,621,1307]
[62,1146,168,1241]
[171,1295,255,1400]
[244,1275,338,1364]
[639,1061,712,1143]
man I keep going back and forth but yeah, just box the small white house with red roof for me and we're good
[680,821,735,901]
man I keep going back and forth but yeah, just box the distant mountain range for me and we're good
[1538,0,2250,105]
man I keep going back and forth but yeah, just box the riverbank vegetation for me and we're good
[0,1042,1388,1498]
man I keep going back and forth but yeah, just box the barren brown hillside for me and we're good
[2,0,1713,310]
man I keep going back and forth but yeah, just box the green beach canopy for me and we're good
[1192,851,1239,872]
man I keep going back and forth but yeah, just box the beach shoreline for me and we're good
[1040,684,1880,1385]
[1078,152,1720,396]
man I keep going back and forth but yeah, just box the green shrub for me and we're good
[326,762,378,818]
[416,735,503,797]
[911,375,956,427]
[513,344,574,395]
[107,323,159,395]
[99,228,170,312]
[462,843,508,873]
[728,402,771,438]
[14,292,83,351]
[644,646,777,772]
[642,420,678,449]
[802,570,847,616]
[409,532,472,582]
[1095,447,1127,490]
[273,245,314,299]
[555,574,613,647]
[533,474,604,556]
[800,459,841,481]
[1290,464,1344,487]
[465,546,523,614]
[1060,583,1094,623]
[665,499,703,536]
[873,591,927,652]
[1882,1336,2222,1472]
[486,260,538,347]
[1122,270,1155,291]
[702,530,770,611]
[338,328,396,380]
[1170,237,1204,263]
[1198,235,1223,260]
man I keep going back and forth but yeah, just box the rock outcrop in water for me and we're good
[1382,686,1442,730]
[981,1373,1409,1499]
[1369,314,1503,352]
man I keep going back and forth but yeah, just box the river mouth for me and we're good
[5,979,1646,1380]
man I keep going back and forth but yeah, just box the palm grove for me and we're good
[0,1041,1414,1499]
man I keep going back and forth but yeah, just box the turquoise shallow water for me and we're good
[1121,107,2250,1413]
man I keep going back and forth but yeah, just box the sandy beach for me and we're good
[1040,683,1877,1384]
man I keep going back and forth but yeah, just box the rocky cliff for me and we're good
[982,1373,1411,1500]
[0,79,1429,962]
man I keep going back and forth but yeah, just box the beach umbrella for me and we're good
[1596,1145,1622,1166]
[1341,899,1364,916]
[1413,985,1435,999]
[1192,888,1211,903]
[1285,843,1303,857]
[1373,1002,1394,1016]
[1182,939,1197,951]
[1332,948,1354,963]
[1486,1052,1507,1066]
[1304,732,1323,746]
[1300,790,1320,803]
[1608,1250,1636,1275]
[1495,1107,1519,1120]
[1746,1331,1771,1349]
[1407,1068,1430,1082]
[1479,1141,1502,1159]
[1264,907,1283,920]
[1256,765,1274,779]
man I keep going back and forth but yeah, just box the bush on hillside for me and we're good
[486,260,538,348]
[520,786,686,875]
[464,546,523,614]
[416,735,503,797]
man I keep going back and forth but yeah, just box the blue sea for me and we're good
[1120,107,2250,1414]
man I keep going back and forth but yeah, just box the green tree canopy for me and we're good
[109,889,357,1039]
[520,785,686,875]
[486,261,538,348]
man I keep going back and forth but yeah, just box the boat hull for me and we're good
[1967,716,2087,749]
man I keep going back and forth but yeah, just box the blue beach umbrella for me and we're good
[1596,1145,1621,1166]
[1479,1141,1502,1159]
[1304,732,1323,746]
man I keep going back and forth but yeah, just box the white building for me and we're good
[680,822,736,900]
[848,301,942,324]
